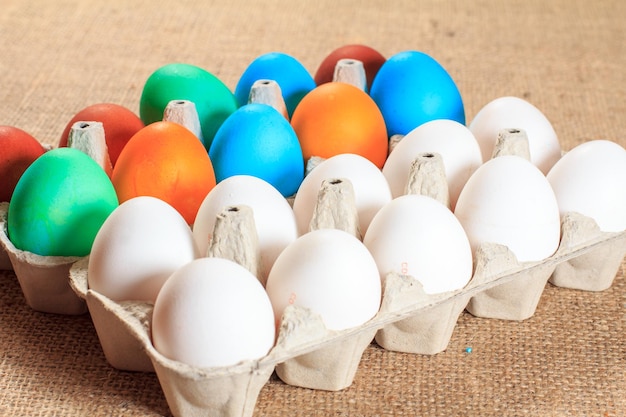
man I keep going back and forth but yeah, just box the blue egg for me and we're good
[369,51,465,137]
[208,103,304,197]
[234,52,316,117]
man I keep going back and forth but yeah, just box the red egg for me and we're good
[59,103,145,166]
[314,44,386,91]
[0,126,46,202]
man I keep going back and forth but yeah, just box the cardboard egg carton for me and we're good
[64,211,626,417]
[65,170,624,417]
[2,129,625,417]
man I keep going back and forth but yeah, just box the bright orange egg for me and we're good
[290,82,388,168]
[111,121,216,224]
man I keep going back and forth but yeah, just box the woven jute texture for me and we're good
[1,0,625,416]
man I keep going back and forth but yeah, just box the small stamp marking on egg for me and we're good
[288,292,297,305]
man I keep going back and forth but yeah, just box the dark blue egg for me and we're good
[208,103,304,197]
[369,51,465,137]
[234,52,316,118]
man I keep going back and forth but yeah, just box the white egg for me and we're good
[152,257,275,368]
[469,96,562,174]
[192,175,298,284]
[88,196,199,303]
[382,119,483,209]
[454,155,561,262]
[363,194,473,294]
[265,228,381,331]
[547,139,626,232]
[292,153,392,236]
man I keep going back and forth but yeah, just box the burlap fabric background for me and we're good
[1,1,625,416]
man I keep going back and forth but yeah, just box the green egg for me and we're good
[139,63,238,152]
[7,147,119,257]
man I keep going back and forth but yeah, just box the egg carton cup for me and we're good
[0,203,12,270]
[549,211,626,291]
[465,211,626,321]
[66,208,626,417]
[0,204,87,315]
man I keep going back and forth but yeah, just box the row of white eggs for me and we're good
[87,96,626,370]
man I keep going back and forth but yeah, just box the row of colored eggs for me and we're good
[2,45,549,255]
[2,45,462,255]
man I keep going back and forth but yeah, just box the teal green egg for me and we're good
[7,147,119,257]
[139,63,238,152]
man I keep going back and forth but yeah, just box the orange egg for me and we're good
[111,121,216,224]
[290,82,388,168]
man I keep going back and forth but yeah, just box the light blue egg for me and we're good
[369,50,465,137]
[208,103,304,197]
[234,52,316,117]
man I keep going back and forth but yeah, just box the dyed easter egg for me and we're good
[234,52,316,117]
[290,82,388,168]
[7,147,118,256]
[209,103,304,197]
[112,121,216,225]
[139,63,238,151]
[58,103,144,166]
[369,50,465,137]
[314,44,386,91]
[0,126,46,202]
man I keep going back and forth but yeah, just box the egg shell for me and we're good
[58,103,145,166]
[234,52,316,117]
[469,96,562,174]
[546,139,626,232]
[265,228,381,331]
[152,257,276,368]
[88,196,199,303]
[8,147,118,257]
[111,121,216,225]
[369,50,465,137]
[0,126,46,202]
[209,103,304,198]
[363,194,473,294]
[292,153,392,236]
[383,119,483,208]
[454,155,561,263]
[192,175,298,283]
[290,82,389,169]
[314,44,386,91]
[139,63,238,151]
